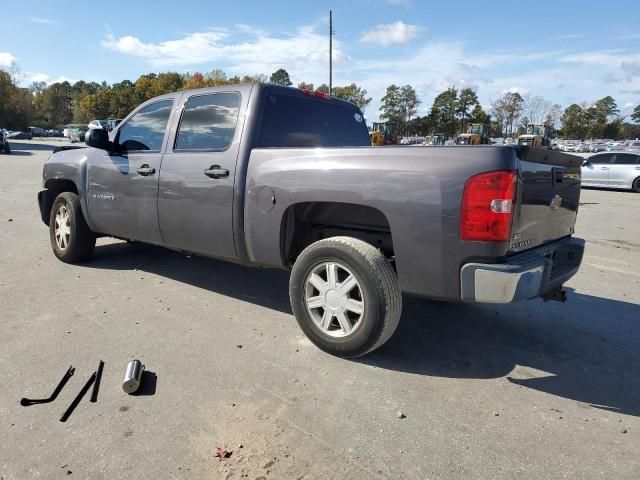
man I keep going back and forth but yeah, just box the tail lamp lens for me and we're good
[460,170,517,242]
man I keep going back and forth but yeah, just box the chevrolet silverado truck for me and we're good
[38,84,585,357]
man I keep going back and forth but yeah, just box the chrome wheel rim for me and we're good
[54,204,71,250]
[304,261,365,337]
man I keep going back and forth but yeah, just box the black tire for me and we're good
[289,236,402,358]
[633,177,640,192]
[49,192,96,262]
[4,143,10,154]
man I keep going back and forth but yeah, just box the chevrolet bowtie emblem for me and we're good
[550,194,562,210]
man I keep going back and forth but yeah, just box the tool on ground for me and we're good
[20,366,75,406]
[90,360,104,403]
[122,360,145,394]
[60,371,97,422]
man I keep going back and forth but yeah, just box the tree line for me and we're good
[1,63,639,139]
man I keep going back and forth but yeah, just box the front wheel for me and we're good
[633,177,640,192]
[289,237,402,358]
[3,143,10,154]
[49,192,96,262]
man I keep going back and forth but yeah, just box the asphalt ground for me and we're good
[1,140,639,479]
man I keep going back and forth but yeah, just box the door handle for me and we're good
[136,165,156,176]
[204,166,229,178]
[600,167,609,170]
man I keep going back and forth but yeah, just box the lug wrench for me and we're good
[20,366,75,406]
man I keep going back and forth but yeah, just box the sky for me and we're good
[1,0,639,121]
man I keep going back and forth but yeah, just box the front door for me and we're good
[582,153,612,186]
[158,91,243,259]
[87,98,176,244]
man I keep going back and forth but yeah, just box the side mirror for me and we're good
[85,128,110,150]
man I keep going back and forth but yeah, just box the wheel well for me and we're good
[280,202,394,266]
[41,179,78,225]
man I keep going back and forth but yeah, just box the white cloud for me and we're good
[102,23,348,80]
[0,52,16,67]
[26,72,77,85]
[360,21,421,47]
[29,17,55,24]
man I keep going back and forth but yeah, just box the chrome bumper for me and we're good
[460,237,585,304]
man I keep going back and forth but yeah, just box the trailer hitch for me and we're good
[20,366,75,406]
[542,287,567,303]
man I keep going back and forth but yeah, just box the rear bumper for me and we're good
[460,237,585,303]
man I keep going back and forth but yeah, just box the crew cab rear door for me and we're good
[158,90,244,259]
[87,98,176,244]
[509,147,583,253]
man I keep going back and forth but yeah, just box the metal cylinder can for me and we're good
[122,360,145,394]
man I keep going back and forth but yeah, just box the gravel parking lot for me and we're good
[1,140,639,479]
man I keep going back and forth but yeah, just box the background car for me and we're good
[6,131,33,140]
[69,127,88,143]
[581,151,640,191]
[0,130,11,154]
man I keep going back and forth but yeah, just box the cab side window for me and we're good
[117,100,173,153]
[174,93,241,151]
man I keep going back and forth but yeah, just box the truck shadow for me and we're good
[8,141,61,151]
[86,242,640,417]
[88,241,292,314]
[362,291,640,417]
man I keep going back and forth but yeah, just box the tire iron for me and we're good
[20,366,75,406]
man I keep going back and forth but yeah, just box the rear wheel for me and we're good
[289,237,402,358]
[49,192,96,262]
[3,143,10,154]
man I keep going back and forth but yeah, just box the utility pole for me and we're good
[329,10,333,96]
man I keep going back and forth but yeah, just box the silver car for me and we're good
[581,151,640,191]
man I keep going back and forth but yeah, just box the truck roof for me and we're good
[141,83,361,112]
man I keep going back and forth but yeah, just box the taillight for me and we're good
[460,170,517,242]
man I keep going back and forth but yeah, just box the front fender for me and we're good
[42,147,97,230]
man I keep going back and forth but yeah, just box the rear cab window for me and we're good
[259,90,370,148]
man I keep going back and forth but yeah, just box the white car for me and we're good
[88,120,109,130]
[581,151,640,191]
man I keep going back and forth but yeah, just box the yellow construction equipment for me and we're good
[455,123,491,145]
[369,122,398,146]
[518,124,551,147]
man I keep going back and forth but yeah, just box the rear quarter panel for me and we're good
[244,145,516,299]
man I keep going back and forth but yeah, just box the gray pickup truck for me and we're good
[38,84,585,357]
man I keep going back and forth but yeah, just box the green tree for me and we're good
[456,87,479,131]
[469,104,488,124]
[632,104,640,123]
[332,83,372,111]
[561,104,588,138]
[379,84,403,125]
[297,82,314,90]
[429,87,458,137]
[269,68,292,86]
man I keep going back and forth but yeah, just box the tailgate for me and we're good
[509,147,582,253]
